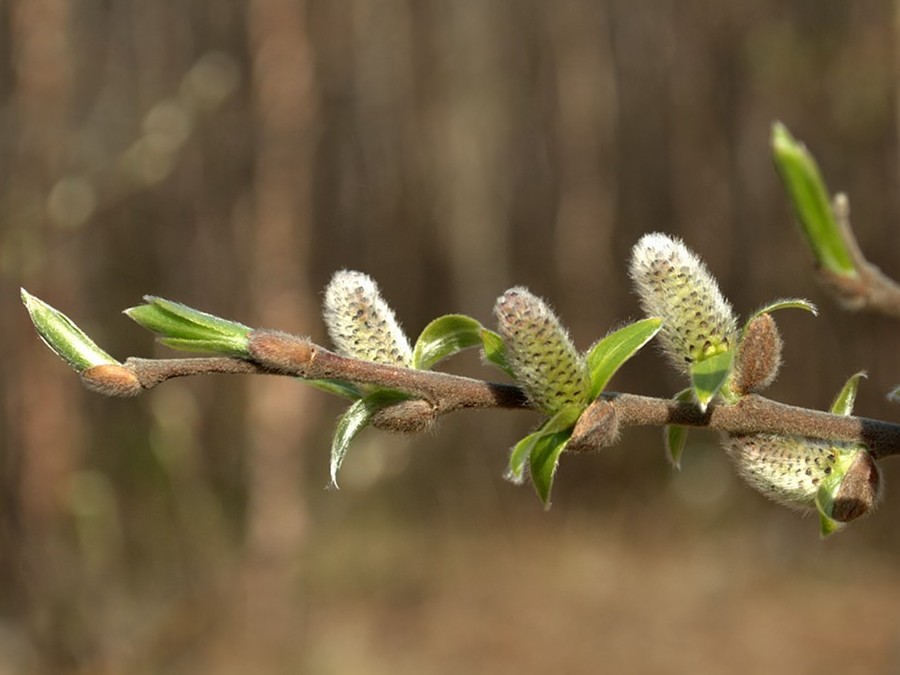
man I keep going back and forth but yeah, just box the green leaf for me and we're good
[506,409,580,484]
[814,485,843,538]
[330,390,410,487]
[664,388,694,469]
[747,298,818,324]
[830,371,867,416]
[888,386,900,402]
[507,429,544,485]
[771,122,858,278]
[412,314,485,370]
[481,328,516,379]
[528,430,573,507]
[308,379,363,400]
[125,296,252,357]
[21,289,120,372]
[690,349,735,412]
[585,317,662,401]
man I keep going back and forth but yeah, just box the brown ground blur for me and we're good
[4,2,900,673]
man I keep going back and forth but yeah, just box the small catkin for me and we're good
[732,313,783,395]
[724,433,881,522]
[323,270,413,367]
[494,287,589,415]
[629,233,738,372]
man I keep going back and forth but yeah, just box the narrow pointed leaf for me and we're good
[748,298,818,323]
[141,296,252,336]
[690,349,735,411]
[330,390,410,487]
[586,317,662,401]
[126,296,251,356]
[308,379,363,400]
[412,314,484,370]
[506,409,580,484]
[771,122,857,278]
[528,430,573,506]
[507,429,544,485]
[814,486,843,538]
[157,337,249,356]
[21,289,120,371]
[664,389,694,468]
[830,371,867,416]
[481,328,516,379]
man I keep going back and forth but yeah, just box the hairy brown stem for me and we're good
[818,195,900,317]
[103,330,900,460]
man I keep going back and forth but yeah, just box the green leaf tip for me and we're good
[22,288,120,372]
[771,122,858,278]
[664,389,694,469]
[125,296,251,357]
[412,314,484,370]
[830,371,867,416]
[586,317,662,401]
[690,349,735,412]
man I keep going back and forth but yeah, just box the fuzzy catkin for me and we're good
[323,270,413,367]
[629,233,738,372]
[494,287,589,415]
[725,433,881,522]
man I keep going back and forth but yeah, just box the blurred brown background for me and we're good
[4,1,900,673]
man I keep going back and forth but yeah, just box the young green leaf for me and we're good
[412,314,485,370]
[481,328,515,379]
[507,429,545,485]
[888,386,900,402]
[506,408,581,484]
[125,296,252,356]
[771,122,858,278]
[22,289,121,372]
[585,317,662,401]
[330,390,410,487]
[830,371,867,416]
[690,349,735,411]
[308,379,364,400]
[528,430,573,507]
[664,388,694,468]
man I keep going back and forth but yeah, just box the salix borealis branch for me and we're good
[22,233,898,537]
[773,123,900,319]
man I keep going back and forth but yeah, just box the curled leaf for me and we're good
[412,314,484,370]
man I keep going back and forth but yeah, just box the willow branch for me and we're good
[817,194,900,317]
[91,329,900,460]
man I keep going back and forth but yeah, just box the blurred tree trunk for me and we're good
[208,0,321,671]
[6,0,96,669]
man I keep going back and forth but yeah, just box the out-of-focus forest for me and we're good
[4,1,900,673]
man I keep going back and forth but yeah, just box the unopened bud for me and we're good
[81,364,143,397]
[731,313,783,395]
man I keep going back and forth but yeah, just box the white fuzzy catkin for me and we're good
[323,270,413,367]
[629,233,738,372]
[494,287,589,415]
[725,433,853,511]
